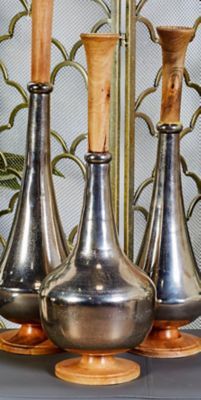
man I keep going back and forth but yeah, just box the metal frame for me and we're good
[124,0,136,259]
[110,0,121,226]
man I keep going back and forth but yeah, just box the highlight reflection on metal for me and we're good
[137,123,201,323]
[40,152,155,352]
[0,83,68,324]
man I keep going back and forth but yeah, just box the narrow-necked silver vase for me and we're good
[134,26,201,358]
[0,83,68,354]
[39,33,155,386]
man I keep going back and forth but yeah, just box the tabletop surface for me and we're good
[0,329,200,400]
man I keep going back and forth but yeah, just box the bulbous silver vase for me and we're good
[40,151,155,384]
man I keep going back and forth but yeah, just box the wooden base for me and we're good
[55,354,140,385]
[0,324,60,355]
[133,325,201,358]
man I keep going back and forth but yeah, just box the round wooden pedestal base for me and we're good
[0,325,59,355]
[133,326,201,358]
[55,354,140,385]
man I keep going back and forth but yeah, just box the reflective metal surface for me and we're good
[137,123,201,323]
[40,153,155,352]
[0,0,119,257]
[0,83,68,324]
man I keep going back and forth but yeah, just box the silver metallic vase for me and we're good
[40,151,155,383]
[134,25,201,358]
[0,83,68,354]
[40,32,155,385]
[138,123,201,320]
[134,125,201,358]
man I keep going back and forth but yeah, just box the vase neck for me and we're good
[25,82,53,172]
[155,124,182,194]
[75,153,120,262]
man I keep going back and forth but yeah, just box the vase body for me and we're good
[40,152,155,352]
[0,83,68,325]
[137,124,201,322]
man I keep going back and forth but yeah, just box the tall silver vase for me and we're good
[135,123,201,357]
[39,33,155,386]
[134,25,201,358]
[0,83,68,354]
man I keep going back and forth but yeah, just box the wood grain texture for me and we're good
[55,354,140,385]
[157,26,194,124]
[32,0,54,83]
[81,34,119,153]
[0,325,60,355]
[133,321,201,358]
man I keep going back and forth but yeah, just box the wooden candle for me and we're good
[32,0,54,83]
[81,34,119,153]
[157,26,194,124]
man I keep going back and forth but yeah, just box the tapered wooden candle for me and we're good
[158,26,194,124]
[81,34,119,153]
[32,0,54,83]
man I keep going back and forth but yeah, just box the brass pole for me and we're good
[110,0,121,228]
[124,0,136,259]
